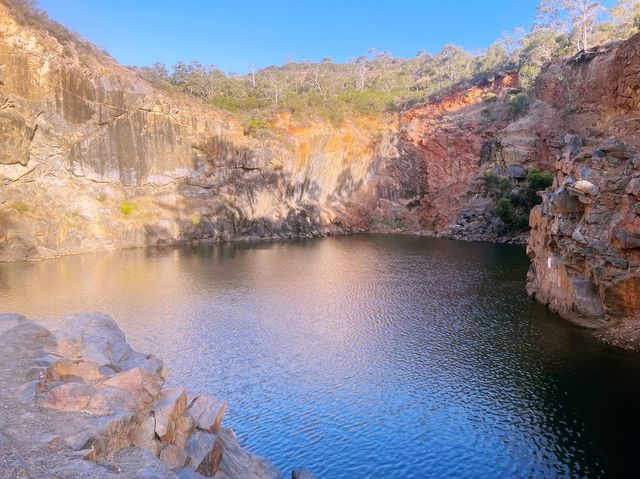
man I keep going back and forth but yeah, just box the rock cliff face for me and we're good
[0,0,554,261]
[525,35,640,348]
[0,1,397,260]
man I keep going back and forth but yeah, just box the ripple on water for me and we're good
[1,235,640,478]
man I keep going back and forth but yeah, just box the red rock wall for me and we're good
[526,34,640,348]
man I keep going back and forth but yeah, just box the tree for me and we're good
[609,0,640,40]
[499,27,526,58]
[434,45,473,86]
[474,43,508,79]
[289,61,310,94]
[248,63,257,89]
[535,0,606,51]
[370,51,394,92]
[352,55,369,91]
[310,62,328,100]
[266,71,285,107]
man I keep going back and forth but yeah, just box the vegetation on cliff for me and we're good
[130,0,640,124]
[483,170,554,233]
[7,0,640,126]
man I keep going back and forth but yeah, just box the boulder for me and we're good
[188,394,227,433]
[39,383,111,415]
[153,386,188,442]
[568,179,599,197]
[160,444,189,470]
[217,429,283,479]
[186,430,223,477]
[505,164,527,179]
[132,413,162,456]
[0,313,26,334]
[96,367,163,409]
[47,313,132,367]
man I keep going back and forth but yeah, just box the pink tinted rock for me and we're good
[39,383,111,415]
[187,394,227,433]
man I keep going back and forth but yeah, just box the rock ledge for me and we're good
[0,312,311,478]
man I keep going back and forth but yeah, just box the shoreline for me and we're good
[0,312,313,479]
[0,228,528,264]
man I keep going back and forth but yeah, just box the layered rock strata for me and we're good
[525,34,640,347]
[527,138,640,348]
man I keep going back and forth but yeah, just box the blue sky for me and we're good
[39,0,546,73]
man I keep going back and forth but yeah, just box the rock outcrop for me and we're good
[527,138,640,348]
[0,312,295,478]
[526,34,640,347]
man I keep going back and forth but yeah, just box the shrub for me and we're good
[189,213,202,226]
[371,215,405,229]
[11,201,28,213]
[519,65,540,89]
[508,92,529,119]
[526,169,553,193]
[496,197,515,225]
[118,200,136,217]
[242,117,272,137]
[482,92,497,102]
[482,172,512,200]
[484,169,553,234]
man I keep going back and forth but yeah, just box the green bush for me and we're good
[508,92,529,119]
[242,117,272,137]
[118,200,136,217]
[526,169,553,193]
[519,65,540,89]
[496,197,514,225]
[482,172,512,200]
[484,169,553,234]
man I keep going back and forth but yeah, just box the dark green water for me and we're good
[1,235,640,478]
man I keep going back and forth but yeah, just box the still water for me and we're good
[1,235,640,478]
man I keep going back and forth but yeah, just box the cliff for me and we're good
[0,0,396,261]
[525,35,640,348]
[0,0,555,262]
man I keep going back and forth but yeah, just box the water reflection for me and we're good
[1,235,640,478]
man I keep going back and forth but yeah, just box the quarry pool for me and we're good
[2,235,640,478]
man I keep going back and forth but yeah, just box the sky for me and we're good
[38,0,546,74]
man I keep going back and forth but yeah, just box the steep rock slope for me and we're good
[526,35,640,348]
[0,1,396,260]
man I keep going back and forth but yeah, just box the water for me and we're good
[1,235,640,478]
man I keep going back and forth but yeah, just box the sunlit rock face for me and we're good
[391,71,561,241]
[526,34,640,347]
[1,312,283,477]
[0,2,396,260]
[527,139,640,331]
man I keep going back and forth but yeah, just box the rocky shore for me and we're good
[527,137,640,349]
[0,312,312,478]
